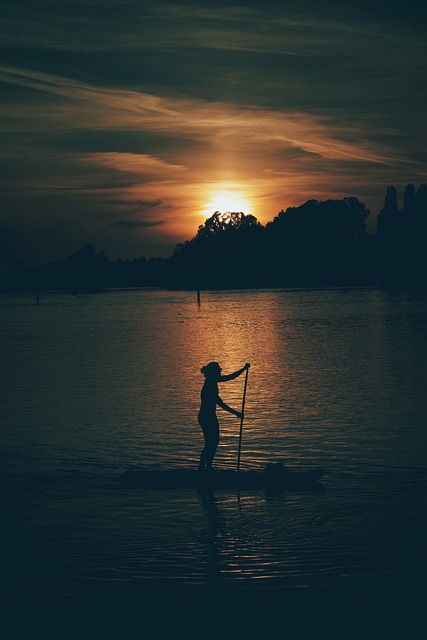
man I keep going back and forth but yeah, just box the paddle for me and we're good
[237,366,249,473]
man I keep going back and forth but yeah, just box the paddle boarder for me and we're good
[198,361,250,471]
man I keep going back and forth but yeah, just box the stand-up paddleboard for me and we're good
[121,463,325,490]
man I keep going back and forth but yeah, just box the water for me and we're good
[1,288,426,624]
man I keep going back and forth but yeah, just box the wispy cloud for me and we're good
[0,65,178,117]
[81,152,186,174]
[0,64,398,166]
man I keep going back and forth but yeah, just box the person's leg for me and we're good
[199,419,219,471]
[206,432,219,470]
[199,443,209,471]
[204,422,219,470]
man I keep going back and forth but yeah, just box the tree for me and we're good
[415,184,427,233]
[376,186,400,241]
[195,211,261,239]
[166,211,264,288]
[264,197,370,285]
[376,184,427,286]
[403,183,416,217]
[267,197,368,243]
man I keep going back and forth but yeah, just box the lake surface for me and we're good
[1,287,426,627]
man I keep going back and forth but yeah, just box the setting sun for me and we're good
[200,187,253,218]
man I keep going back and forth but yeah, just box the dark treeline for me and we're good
[1,184,426,293]
[168,199,371,289]
[0,245,165,294]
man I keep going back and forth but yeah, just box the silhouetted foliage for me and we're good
[376,183,427,286]
[0,244,166,293]
[1,186,426,293]
[263,197,371,286]
[166,212,264,288]
[195,211,261,239]
[377,186,400,242]
[166,199,373,289]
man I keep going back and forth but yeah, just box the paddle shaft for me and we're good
[237,367,249,473]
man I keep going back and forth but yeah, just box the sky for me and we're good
[1,0,427,266]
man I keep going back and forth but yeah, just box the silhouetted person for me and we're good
[198,362,250,471]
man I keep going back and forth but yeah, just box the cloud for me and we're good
[107,198,169,227]
[0,64,399,166]
[0,64,178,117]
[111,219,165,229]
[81,152,186,174]
[106,198,164,210]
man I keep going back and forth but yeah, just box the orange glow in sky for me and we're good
[200,185,254,218]
[1,1,425,265]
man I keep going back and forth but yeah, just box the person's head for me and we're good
[201,361,222,379]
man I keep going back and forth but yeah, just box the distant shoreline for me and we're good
[2,282,426,300]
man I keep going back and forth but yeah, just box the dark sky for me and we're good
[1,0,427,265]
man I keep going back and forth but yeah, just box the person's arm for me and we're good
[219,363,250,382]
[216,395,243,419]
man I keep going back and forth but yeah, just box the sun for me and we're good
[200,188,252,218]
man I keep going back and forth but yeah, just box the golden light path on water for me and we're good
[170,290,336,472]
[1,288,426,603]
